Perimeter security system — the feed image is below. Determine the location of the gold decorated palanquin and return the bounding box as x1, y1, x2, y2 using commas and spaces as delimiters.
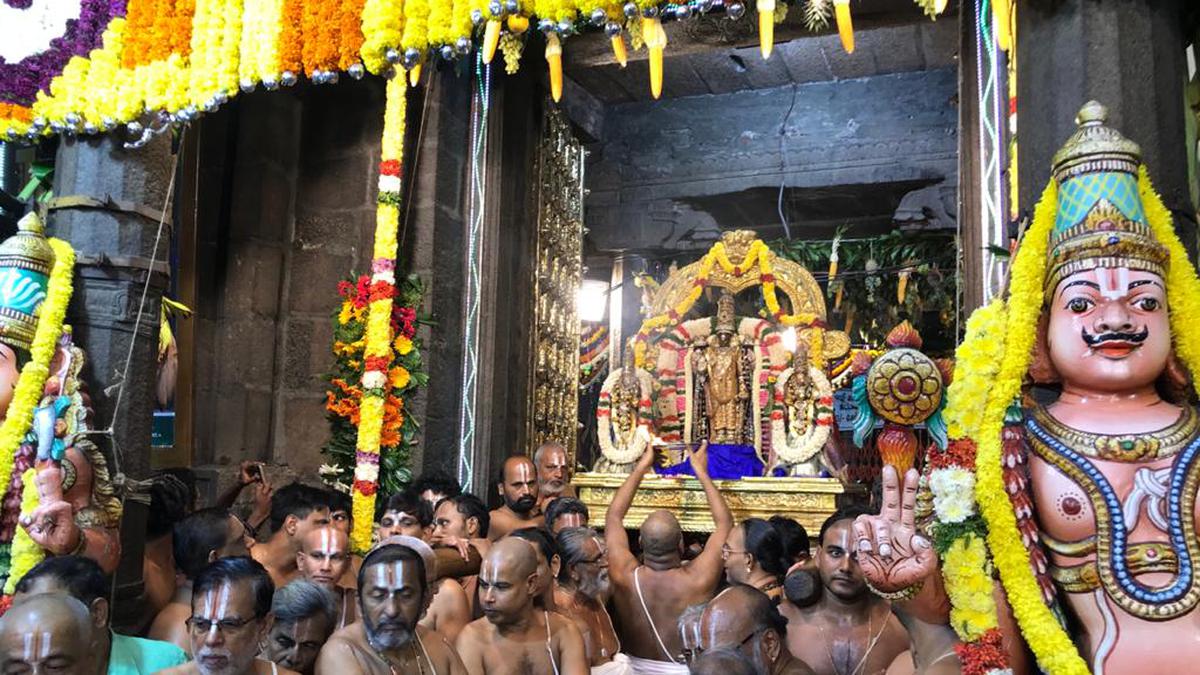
578, 230, 859, 531
575, 473, 860, 533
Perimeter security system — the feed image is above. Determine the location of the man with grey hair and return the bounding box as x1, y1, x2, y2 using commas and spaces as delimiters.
264, 581, 336, 675
534, 441, 574, 513
553, 528, 628, 674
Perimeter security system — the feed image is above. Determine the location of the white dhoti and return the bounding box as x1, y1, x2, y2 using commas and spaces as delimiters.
592, 654, 636, 675
626, 655, 689, 675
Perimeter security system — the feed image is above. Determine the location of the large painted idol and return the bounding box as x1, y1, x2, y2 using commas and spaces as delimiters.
0, 213, 120, 595
852, 102, 1200, 674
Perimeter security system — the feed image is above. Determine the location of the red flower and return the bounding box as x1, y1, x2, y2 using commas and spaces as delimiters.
929, 438, 978, 470
379, 159, 402, 177
369, 280, 395, 303
354, 276, 371, 307
364, 355, 392, 372
353, 480, 378, 496
955, 629, 1007, 675
733, 266, 742, 276
337, 280, 354, 297
761, 273, 775, 283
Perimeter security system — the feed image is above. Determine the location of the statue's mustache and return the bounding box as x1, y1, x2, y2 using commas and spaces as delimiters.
1081, 326, 1149, 346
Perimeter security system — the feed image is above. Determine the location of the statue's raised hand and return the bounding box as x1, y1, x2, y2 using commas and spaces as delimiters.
20, 498, 81, 555
851, 465, 936, 594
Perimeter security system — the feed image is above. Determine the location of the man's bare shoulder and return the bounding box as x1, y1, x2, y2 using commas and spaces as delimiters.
417, 624, 463, 660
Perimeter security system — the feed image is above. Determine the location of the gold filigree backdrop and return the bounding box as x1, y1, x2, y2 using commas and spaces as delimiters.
527, 108, 586, 461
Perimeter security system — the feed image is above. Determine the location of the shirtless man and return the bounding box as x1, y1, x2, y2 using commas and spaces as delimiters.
780, 509, 912, 675
534, 442, 575, 513
315, 539, 466, 675
553, 527, 630, 673
296, 526, 357, 630
699, 585, 814, 675
456, 538, 587, 675
488, 457, 544, 540
0, 594, 98, 675
606, 441, 732, 674
252, 483, 332, 588
544, 497, 589, 535
160, 556, 299, 675
151, 508, 255, 653
432, 494, 492, 615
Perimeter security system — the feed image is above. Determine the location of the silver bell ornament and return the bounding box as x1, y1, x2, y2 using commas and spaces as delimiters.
263, 77, 280, 90
386, 48, 401, 64
126, 121, 144, 136
505, 0, 521, 13
83, 122, 98, 135
471, 8, 485, 24
456, 37, 473, 55
440, 44, 455, 60
558, 19, 574, 34
641, 4, 659, 18
281, 70, 298, 86
488, 0, 504, 16
348, 63, 365, 79
402, 48, 421, 68
240, 78, 256, 93
538, 18, 555, 33
64, 112, 81, 127
604, 21, 622, 37
590, 8, 607, 25
623, 1, 638, 17
726, 1, 744, 18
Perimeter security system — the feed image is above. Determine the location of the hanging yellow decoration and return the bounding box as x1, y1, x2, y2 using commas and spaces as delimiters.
992, 0, 1011, 51
643, 17, 666, 99
546, 33, 564, 102
611, 33, 628, 67
757, 0, 775, 59
482, 20, 503, 64
834, 0, 853, 53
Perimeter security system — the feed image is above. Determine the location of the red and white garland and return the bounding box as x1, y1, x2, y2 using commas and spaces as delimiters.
769, 364, 833, 465
596, 367, 655, 465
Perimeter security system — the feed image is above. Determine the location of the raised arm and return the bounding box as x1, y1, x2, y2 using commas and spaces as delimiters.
687, 441, 733, 581
605, 445, 655, 574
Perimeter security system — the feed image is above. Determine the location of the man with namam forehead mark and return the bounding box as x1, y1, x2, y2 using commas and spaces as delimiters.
316, 537, 466, 675
455, 538, 588, 675
296, 527, 357, 629
489, 457, 544, 541
0, 594, 96, 675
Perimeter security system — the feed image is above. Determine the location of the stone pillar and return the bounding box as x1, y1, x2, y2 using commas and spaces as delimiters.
1017, 0, 1194, 232
48, 131, 171, 631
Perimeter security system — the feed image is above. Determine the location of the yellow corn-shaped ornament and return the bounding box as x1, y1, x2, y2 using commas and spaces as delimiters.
834, 284, 843, 310
897, 270, 910, 304
546, 33, 563, 101
827, 235, 840, 282
844, 307, 855, 337
483, 20, 503, 64
644, 17, 666, 99
409, 63, 422, 86
757, 0, 775, 59
933, 0, 948, 15
611, 33, 628, 67
834, 0, 853, 54
993, 0, 1011, 51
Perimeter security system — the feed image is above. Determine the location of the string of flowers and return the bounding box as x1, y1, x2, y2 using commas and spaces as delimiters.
359, 0, 404, 74
3, 470, 43, 595
342, 75, 409, 553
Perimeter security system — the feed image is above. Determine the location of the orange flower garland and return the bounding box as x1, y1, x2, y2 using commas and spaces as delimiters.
278, 0, 305, 75
339, 0, 368, 70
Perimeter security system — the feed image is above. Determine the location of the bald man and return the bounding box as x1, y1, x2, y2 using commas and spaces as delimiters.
296, 526, 357, 630
700, 585, 814, 675
0, 594, 97, 675
488, 456, 544, 541
605, 442, 731, 674
455, 538, 587, 675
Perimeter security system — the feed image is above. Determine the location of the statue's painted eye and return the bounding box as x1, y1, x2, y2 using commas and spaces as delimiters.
1067, 298, 1092, 313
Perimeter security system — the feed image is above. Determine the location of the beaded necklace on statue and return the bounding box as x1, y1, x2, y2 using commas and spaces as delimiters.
1026, 412, 1200, 619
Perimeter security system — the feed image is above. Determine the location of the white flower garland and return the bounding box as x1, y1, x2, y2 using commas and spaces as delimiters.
928, 465, 976, 524
597, 367, 655, 464
770, 365, 833, 464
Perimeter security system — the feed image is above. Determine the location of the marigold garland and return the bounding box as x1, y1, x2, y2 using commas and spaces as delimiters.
359, 0, 405, 74
346, 76, 408, 553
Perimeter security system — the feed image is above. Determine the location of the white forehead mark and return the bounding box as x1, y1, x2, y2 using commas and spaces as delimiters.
481, 559, 499, 585
516, 462, 533, 483
38, 633, 49, 660
372, 561, 391, 588
319, 529, 333, 555
831, 525, 852, 552
1097, 268, 1131, 301
392, 561, 408, 586
21, 633, 33, 662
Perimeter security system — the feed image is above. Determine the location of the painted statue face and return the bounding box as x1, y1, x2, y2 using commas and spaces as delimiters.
817, 520, 866, 602
188, 580, 270, 675
1048, 267, 1171, 394
0, 343, 19, 422
297, 527, 351, 589
265, 615, 332, 675
359, 559, 425, 651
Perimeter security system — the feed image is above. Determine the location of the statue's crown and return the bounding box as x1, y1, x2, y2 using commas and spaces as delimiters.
1045, 101, 1168, 292
0, 212, 55, 352
716, 291, 736, 332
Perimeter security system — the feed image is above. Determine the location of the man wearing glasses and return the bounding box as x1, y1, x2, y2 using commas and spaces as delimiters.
697, 585, 813, 675
552, 527, 629, 673
161, 557, 296, 675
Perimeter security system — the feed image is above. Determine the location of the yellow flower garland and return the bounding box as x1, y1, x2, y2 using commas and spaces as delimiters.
941, 533, 998, 641
4, 469, 45, 595
971, 178, 1089, 675
361, 0, 405, 74
350, 76, 406, 553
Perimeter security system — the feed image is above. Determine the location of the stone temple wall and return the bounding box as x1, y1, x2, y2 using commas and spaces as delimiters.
189, 79, 388, 496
